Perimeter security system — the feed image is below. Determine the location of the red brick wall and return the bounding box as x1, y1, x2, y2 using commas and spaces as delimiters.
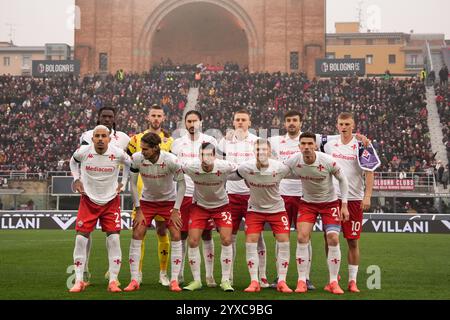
75, 0, 325, 77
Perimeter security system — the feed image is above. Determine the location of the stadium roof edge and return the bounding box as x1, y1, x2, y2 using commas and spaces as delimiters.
0, 46, 45, 52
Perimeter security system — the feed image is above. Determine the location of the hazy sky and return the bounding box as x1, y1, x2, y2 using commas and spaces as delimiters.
0, 0, 449, 46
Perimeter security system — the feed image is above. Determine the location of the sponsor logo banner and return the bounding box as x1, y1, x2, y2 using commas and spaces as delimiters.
1, 212, 450, 233
32, 60, 80, 77
315, 59, 366, 77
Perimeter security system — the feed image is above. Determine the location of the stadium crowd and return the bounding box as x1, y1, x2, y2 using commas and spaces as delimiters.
0, 71, 190, 172
198, 71, 434, 172
0, 69, 440, 175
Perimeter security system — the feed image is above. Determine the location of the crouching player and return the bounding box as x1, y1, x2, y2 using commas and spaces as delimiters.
237, 139, 293, 293
285, 132, 349, 295
181, 143, 237, 292
125, 132, 186, 292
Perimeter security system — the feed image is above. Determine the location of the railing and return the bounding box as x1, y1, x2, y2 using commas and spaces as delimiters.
405, 64, 424, 70
0, 171, 72, 180
0, 170, 438, 193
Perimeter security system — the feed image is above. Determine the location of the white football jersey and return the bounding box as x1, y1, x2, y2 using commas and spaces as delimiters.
218, 132, 258, 195
237, 159, 291, 214
324, 137, 365, 200
130, 151, 184, 202
285, 151, 347, 203
171, 133, 218, 196
80, 129, 130, 152
182, 159, 237, 209
72, 144, 131, 205
270, 133, 323, 196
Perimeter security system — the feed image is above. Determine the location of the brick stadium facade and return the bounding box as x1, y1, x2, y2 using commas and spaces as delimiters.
75, 0, 325, 76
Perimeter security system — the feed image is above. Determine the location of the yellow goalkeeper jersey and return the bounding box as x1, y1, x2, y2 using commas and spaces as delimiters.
128, 130, 173, 154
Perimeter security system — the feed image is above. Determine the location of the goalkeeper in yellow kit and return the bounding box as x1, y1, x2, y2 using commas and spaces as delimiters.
127, 104, 174, 286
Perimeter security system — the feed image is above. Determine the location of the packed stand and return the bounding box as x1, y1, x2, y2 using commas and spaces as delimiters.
198, 72, 433, 172
0, 71, 190, 172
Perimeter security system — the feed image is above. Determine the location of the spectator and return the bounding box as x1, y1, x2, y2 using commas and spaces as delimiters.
439, 65, 449, 88
436, 160, 444, 183
428, 70, 436, 86
442, 165, 449, 189
420, 68, 427, 84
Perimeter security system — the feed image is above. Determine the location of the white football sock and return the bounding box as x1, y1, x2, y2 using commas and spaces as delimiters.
221, 244, 233, 282
327, 244, 341, 283
296, 242, 309, 281
128, 238, 142, 282
180, 239, 187, 280
202, 239, 214, 279
188, 246, 202, 282
170, 240, 183, 282
246, 242, 259, 282
230, 234, 237, 282
257, 234, 267, 279
277, 241, 290, 282
73, 235, 88, 282
349, 264, 359, 283
84, 236, 92, 273
106, 234, 122, 282
306, 240, 312, 280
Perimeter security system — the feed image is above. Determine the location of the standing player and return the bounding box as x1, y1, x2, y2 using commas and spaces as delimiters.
171, 110, 217, 287
127, 104, 174, 286
217, 110, 269, 287
80, 106, 130, 150
69, 125, 131, 293
181, 143, 237, 292
237, 139, 293, 293
323, 112, 378, 292
124, 132, 186, 292
269, 110, 317, 290
79, 106, 130, 285
285, 132, 349, 295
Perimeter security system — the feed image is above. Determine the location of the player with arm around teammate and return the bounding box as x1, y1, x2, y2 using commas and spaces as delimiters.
124, 132, 186, 292
323, 112, 379, 293
237, 139, 293, 294
285, 132, 349, 295
181, 142, 237, 292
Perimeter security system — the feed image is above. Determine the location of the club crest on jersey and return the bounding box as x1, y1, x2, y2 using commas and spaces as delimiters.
88, 154, 93, 159
317, 164, 325, 171
77, 220, 84, 227
362, 149, 370, 159
159, 162, 166, 169
109, 154, 116, 161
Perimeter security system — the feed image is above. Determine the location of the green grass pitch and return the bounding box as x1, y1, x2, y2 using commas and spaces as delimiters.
0, 230, 449, 300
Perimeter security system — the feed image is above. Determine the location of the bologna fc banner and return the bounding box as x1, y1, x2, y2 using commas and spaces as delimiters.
1, 212, 450, 234
315, 58, 366, 77
32, 60, 80, 77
